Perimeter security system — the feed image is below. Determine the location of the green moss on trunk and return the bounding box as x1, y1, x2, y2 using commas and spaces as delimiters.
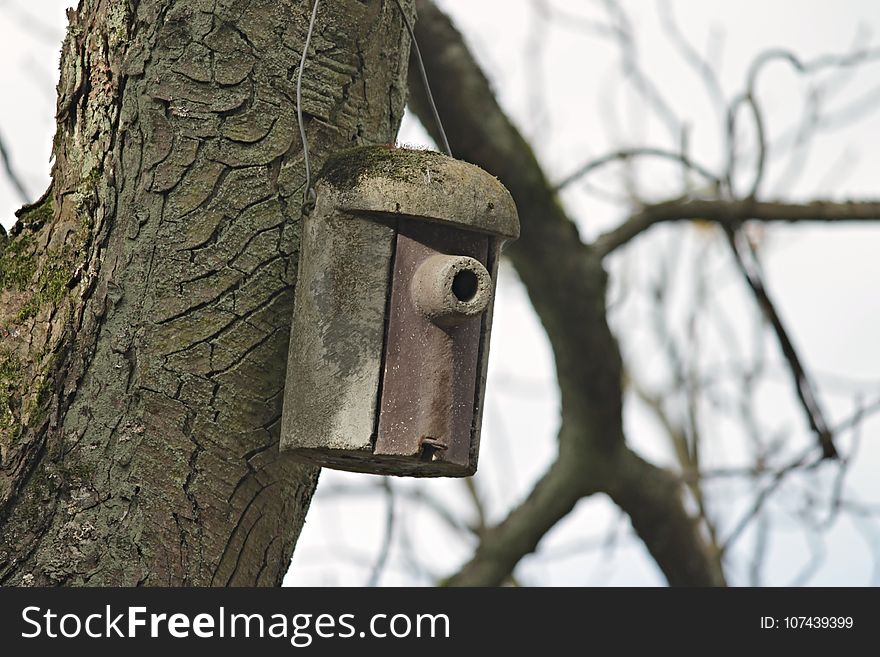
0, 234, 36, 292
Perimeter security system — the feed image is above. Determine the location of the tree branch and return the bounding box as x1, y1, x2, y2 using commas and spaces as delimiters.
0, 128, 30, 203
366, 478, 395, 587
446, 458, 587, 586
410, 0, 724, 587
595, 198, 880, 257
554, 147, 721, 192
657, 0, 726, 116
724, 227, 837, 458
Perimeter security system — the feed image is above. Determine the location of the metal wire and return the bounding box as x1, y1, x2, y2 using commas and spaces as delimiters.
393, 0, 452, 157
296, 0, 320, 212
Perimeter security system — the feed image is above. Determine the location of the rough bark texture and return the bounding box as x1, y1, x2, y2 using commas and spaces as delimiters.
0, 0, 411, 586
409, 0, 725, 586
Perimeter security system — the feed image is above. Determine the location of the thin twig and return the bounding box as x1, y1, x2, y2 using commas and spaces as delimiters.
787, 529, 826, 586
593, 198, 880, 257
724, 91, 767, 198
601, 0, 682, 140
536, 0, 617, 38
745, 47, 880, 92
726, 45, 880, 197
554, 147, 721, 192
657, 0, 726, 115
724, 227, 837, 459
720, 447, 820, 553
831, 395, 880, 434
817, 397, 864, 530
745, 93, 766, 198
366, 478, 395, 587
0, 129, 30, 203
462, 477, 488, 536
748, 512, 769, 586
319, 481, 468, 534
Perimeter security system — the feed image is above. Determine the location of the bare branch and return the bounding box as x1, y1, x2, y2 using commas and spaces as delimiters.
726, 45, 880, 196
366, 478, 395, 587
555, 147, 721, 192
745, 47, 880, 92
631, 247, 724, 560
724, 227, 837, 459
0, 128, 30, 203
462, 477, 488, 536
745, 94, 766, 198
748, 512, 770, 586
534, 0, 617, 39
787, 529, 826, 586
724, 89, 767, 197
817, 398, 864, 529
595, 198, 880, 257
765, 28, 875, 193
721, 448, 820, 552
832, 395, 880, 434
446, 459, 586, 587
657, 0, 726, 115
524, 0, 551, 138
600, 0, 682, 140
319, 482, 468, 535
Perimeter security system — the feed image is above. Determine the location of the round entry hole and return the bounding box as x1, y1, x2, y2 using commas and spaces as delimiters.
452, 269, 479, 302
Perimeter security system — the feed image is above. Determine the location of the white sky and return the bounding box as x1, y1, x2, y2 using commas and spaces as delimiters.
1, 0, 878, 586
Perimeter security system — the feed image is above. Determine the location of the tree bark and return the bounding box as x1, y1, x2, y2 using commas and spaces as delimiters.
0, 0, 411, 586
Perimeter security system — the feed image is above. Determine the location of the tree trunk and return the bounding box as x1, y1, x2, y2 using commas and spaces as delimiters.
0, 0, 410, 586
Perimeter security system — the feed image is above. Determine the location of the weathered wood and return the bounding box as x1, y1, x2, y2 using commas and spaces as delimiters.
279, 146, 518, 476
375, 222, 488, 471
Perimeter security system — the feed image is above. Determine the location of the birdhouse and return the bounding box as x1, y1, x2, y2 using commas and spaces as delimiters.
280, 146, 519, 476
